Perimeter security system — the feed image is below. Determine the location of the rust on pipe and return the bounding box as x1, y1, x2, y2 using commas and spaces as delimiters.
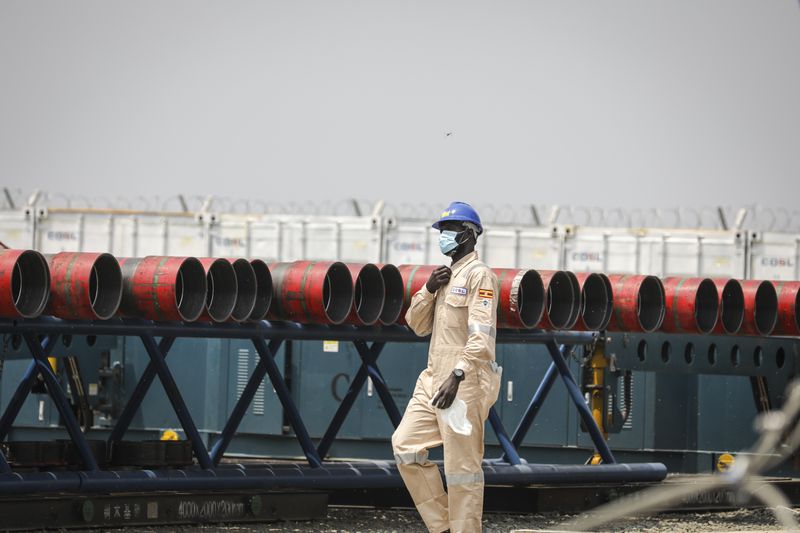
120, 256, 207, 322
198, 258, 238, 323
269, 261, 354, 324
739, 280, 778, 336
606, 274, 665, 333
377, 263, 404, 325
248, 259, 273, 321
228, 258, 257, 322
537, 270, 578, 330
661, 277, 719, 334
47, 252, 122, 320
0, 249, 50, 318
711, 279, 744, 335
343, 263, 385, 325
573, 272, 613, 331
774, 281, 800, 336
396, 264, 437, 326
493, 268, 545, 329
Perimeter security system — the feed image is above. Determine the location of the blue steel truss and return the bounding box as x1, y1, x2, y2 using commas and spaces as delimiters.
0, 318, 665, 493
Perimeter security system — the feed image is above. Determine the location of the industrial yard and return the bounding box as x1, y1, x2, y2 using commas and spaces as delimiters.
2, 1, 800, 532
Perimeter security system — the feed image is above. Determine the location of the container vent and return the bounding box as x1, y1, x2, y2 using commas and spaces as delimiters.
237, 348, 265, 416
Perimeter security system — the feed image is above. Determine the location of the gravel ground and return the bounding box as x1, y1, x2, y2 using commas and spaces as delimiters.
82, 506, 795, 533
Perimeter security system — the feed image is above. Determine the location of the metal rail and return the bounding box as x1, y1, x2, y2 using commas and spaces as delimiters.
0, 318, 665, 493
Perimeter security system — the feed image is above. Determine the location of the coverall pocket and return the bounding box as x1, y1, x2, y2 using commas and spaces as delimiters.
443, 293, 468, 328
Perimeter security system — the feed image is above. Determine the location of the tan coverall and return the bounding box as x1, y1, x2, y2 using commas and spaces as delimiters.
392, 251, 502, 533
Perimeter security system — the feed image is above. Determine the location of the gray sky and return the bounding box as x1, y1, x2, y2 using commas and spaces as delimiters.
1, 1, 799, 209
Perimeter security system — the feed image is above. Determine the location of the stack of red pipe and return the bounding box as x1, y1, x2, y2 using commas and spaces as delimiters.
0, 247, 797, 338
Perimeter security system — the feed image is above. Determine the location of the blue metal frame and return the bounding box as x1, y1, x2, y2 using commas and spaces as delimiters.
0, 317, 639, 493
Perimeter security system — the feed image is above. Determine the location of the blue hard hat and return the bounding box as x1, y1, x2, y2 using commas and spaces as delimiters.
432, 201, 483, 235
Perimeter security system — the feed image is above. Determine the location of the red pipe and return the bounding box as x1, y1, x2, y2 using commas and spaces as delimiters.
269, 261, 354, 324
377, 264, 404, 325
774, 281, 800, 336
711, 279, 744, 335
198, 258, 238, 323
493, 268, 545, 329
343, 263, 385, 325
0, 249, 50, 318
573, 272, 613, 331
47, 252, 122, 320
606, 274, 665, 333
228, 258, 257, 322
537, 270, 579, 330
661, 277, 719, 334
396, 264, 437, 326
739, 280, 778, 336
119, 256, 207, 322
248, 259, 273, 321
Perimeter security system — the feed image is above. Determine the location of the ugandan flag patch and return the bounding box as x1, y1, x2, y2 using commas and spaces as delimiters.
478, 289, 494, 300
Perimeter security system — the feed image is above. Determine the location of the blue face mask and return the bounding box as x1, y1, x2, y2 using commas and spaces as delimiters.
439, 230, 462, 256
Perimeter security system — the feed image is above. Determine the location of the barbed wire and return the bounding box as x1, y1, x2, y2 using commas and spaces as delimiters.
2, 189, 800, 232
563, 378, 800, 532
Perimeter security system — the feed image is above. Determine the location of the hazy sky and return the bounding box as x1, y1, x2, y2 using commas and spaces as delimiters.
1, 1, 799, 209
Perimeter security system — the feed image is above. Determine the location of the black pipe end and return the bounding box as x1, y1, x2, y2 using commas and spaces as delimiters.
90, 253, 123, 320
517, 270, 545, 328
720, 280, 744, 334
13, 250, 50, 318
206, 259, 237, 322
754, 281, 778, 335
352, 264, 385, 325
175, 257, 207, 322
581, 273, 611, 331
545, 271, 575, 329
694, 278, 719, 334
230, 259, 257, 322
379, 264, 404, 325
323, 262, 354, 324
638, 276, 665, 333
249, 259, 273, 321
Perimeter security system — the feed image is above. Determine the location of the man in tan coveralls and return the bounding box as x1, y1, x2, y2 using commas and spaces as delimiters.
392, 201, 502, 533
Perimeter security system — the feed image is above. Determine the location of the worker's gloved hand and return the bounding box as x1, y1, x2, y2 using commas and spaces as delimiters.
425, 265, 452, 293
432, 374, 460, 409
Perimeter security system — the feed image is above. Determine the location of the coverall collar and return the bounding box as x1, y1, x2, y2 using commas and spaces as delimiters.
451, 250, 478, 278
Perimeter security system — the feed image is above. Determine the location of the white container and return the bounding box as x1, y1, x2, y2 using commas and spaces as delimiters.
748, 231, 800, 281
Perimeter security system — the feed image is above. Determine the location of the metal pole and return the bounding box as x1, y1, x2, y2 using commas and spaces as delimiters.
316, 342, 384, 460
22, 333, 99, 471
488, 407, 522, 465
251, 336, 322, 468
138, 334, 212, 469
108, 336, 176, 444
545, 341, 616, 464
210, 339, 284, 464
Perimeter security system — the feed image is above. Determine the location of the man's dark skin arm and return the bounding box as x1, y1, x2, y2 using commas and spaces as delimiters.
430, 220, 476, 410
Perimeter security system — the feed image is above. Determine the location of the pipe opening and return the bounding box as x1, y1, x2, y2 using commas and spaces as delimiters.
12, 251, 50, 318
230, 259, 257, 322
323, 262, 353, 324
205, 259, 237, 322
545, 271, 575, 329
720, 280, 744, 334
249, 260, 273, 321
353, 265, 384, 325
637, 276, 665, 332
694, 279, 719, 334
176, 258, 206, 322
90, 254, 123, 320
754, 282, 778, 335
517, 270, 545, 328
581, 273, 610, 330
379, 265, 404, 325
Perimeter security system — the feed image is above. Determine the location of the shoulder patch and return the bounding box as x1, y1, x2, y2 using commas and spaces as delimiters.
478, 289, 494, 300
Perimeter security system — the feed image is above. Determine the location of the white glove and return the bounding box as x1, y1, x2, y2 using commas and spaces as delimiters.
430, 397, 472, 436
